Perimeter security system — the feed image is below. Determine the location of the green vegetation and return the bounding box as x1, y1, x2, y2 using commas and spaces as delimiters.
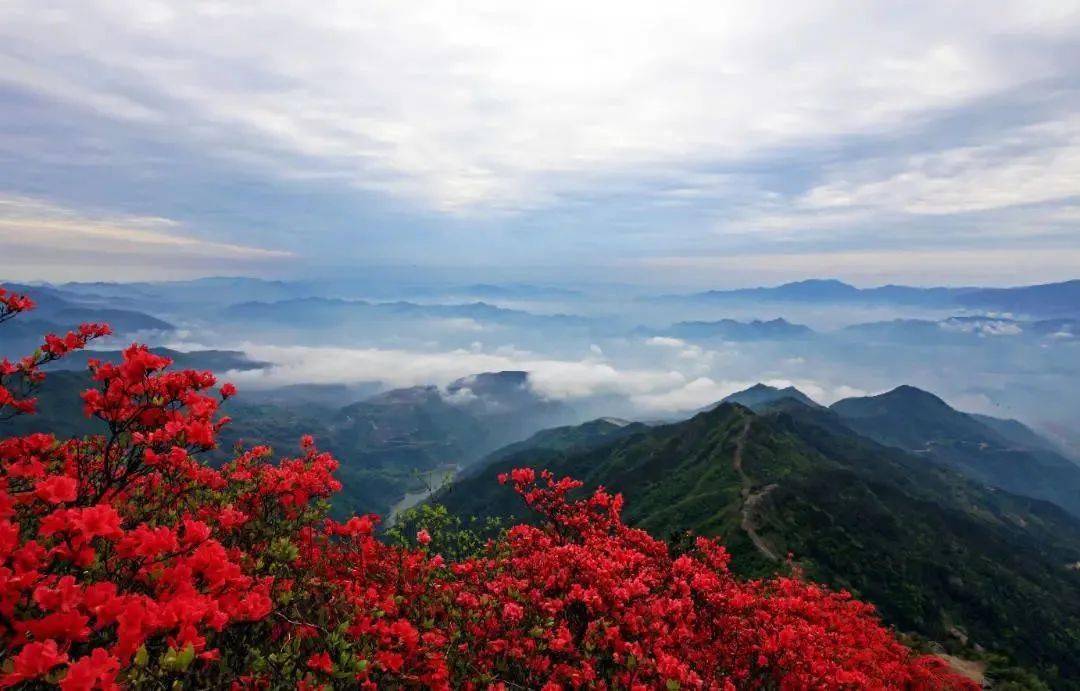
438, 403, 1080, 688
831, 385, 1080, 518
5, 366, 570, 519
384, 503, 503, 561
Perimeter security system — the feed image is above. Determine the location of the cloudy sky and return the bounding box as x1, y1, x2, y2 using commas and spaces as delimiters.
1, 1, 1078, 285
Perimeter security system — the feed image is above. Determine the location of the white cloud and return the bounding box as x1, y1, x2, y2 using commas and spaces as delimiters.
626, 375, 862, 413
753, 378, 874, 406
831, 385, 870, 401
219, 340, 871, 415
2, 1, 1076, 213
442, 386, 479, 407
716, 114, 1080, 250
801, 117, 1080, 216
0, 194, 291, 261
645, 336, 717, 370
646, 336, 687, 348
940, 318, 1024, 337
629, 377, 735, 413
224, 342, 686, 403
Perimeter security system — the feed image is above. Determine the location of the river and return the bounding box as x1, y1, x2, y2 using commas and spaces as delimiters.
385, 465, 459, 527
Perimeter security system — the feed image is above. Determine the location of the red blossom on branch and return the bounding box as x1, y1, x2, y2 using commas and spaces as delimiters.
0, 287, 35, 323
0, 290, 110, 421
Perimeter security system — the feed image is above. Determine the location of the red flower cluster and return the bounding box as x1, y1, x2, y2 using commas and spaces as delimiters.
0, 286, 977, 689
0, 289, 35, 323
0, 288, 110, 420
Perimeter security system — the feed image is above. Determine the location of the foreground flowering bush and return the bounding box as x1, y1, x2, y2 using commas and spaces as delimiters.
0, 286, 975, 689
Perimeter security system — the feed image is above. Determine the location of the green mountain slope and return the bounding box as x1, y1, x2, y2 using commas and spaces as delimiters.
476, 417, 645, 468
438, 403, 1080, 687
831, 386, 1080, 517
968, 413, 1068, 456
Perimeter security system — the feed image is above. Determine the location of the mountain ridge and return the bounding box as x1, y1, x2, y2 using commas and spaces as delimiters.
650, 317, 815, 341
830, 385, 1080, 517
668, 278, 1079, 317
436, 402, 1080, 686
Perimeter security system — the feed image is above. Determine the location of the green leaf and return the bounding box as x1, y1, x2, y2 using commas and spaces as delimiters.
177, 642, 196, 671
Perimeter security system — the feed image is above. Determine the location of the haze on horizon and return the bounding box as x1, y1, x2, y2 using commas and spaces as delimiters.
1, 1, 1078, 286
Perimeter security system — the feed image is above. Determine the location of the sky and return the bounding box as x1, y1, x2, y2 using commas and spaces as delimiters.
1, 1, 1079, 286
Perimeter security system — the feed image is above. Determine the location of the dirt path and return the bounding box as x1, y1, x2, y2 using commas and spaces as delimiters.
937, 655, 986, 685
732, 418, 781, 562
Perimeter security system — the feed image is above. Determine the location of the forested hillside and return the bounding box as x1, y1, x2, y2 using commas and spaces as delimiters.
439, 402, 1080, 687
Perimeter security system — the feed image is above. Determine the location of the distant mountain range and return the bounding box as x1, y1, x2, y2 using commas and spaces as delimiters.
633, 313, 1077, 349
59, 277, 586, 305
223, 297, 594, 330
840, 315, 1077, 343
438, 391, 1080, 686
955, 280, 1080, 316
644, 317, 815, 341
419, 283, 584, 300
59, 276, 304, 307
670, 278, 1080, 317
672, 278, 966, 305
0, 282, 174, 357
38, 274, 1080, 319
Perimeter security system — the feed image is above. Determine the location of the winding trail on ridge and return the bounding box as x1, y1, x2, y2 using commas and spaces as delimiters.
732, 418, 781, 562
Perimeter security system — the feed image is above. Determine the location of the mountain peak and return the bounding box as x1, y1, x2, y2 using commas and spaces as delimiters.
720, 383, 822, 412
766, 279, 860, 301
880, 384, 952, 407
779, 278, 855, 290
829, 385, 957, 422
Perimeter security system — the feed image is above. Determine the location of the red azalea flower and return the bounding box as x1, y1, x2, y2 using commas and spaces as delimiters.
306, 652, 333, 674
35, 475, 78, 504
4, 640, 69, 684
